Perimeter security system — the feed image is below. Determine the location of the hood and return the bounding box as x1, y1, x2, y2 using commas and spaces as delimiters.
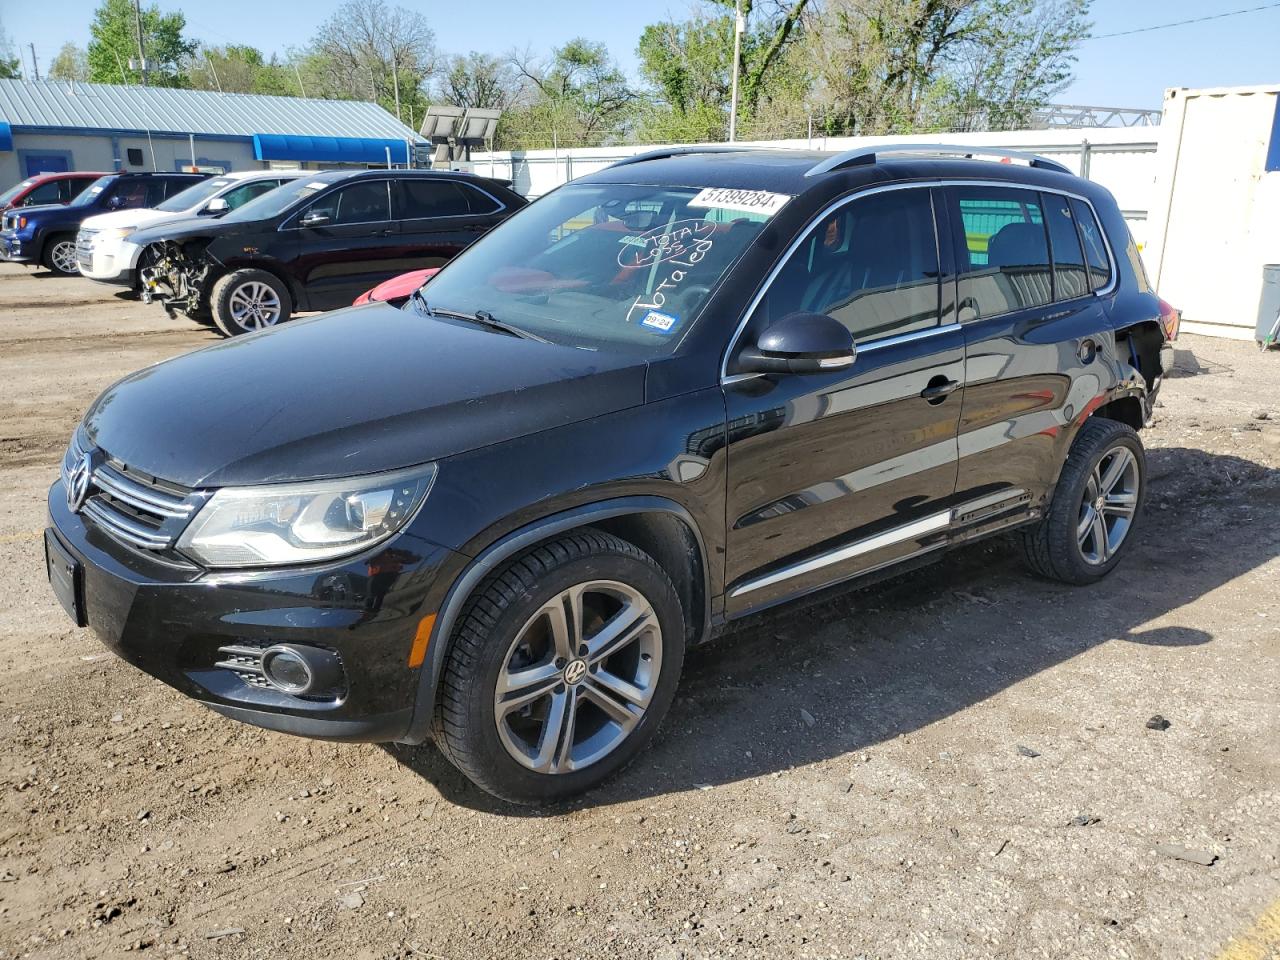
81, 208, 173, 232
83, 302, 647, 488
6, 202, 79, 225
130, 215, 247, 247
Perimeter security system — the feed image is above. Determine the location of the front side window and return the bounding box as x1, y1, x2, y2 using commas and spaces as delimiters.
224, 177, 333, 222
752, 188, 940, 343
305, 181, 391, 225
24, 180, 62, 205
1044, 193, 1089, 300
955, 186, 1052, 318
416, 182, 775, 355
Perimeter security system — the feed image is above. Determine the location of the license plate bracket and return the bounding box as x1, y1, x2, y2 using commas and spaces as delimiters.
45, 530, 86, 627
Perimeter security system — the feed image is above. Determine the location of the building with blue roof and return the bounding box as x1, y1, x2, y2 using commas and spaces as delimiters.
0, 78, 426, 185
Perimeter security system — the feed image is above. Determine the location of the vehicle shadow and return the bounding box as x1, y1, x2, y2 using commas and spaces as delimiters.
384, 447, 1279, 814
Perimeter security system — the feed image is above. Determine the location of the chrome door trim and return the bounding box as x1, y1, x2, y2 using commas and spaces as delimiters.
718, 178, 1118, 382
729, 510, 952, 598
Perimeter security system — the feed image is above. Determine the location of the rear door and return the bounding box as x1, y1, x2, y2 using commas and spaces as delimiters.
391, 178, 508, 269
722, 186, 965, 614
948, 183, 1116, 521
289, 179, 399, 310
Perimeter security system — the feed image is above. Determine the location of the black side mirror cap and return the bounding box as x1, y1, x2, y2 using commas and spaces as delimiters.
738, 312, 856, 375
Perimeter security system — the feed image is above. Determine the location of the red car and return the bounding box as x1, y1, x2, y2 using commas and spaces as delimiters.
353, 267, 440, 307
0, 171, 109, 213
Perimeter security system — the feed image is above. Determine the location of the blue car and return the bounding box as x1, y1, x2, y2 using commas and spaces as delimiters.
0, 171, 205, 276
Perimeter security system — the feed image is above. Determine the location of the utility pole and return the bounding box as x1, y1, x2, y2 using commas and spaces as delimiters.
27, 43, 40, 80
132, 0, 148, 85
728, 0, 744, 142
294, 63, 307, 98
391, 50, 402, 122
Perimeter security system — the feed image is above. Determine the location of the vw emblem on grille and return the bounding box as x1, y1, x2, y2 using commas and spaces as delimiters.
66, 452, 93, 513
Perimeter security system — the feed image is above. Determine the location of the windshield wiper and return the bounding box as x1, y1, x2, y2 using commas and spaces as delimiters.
418, 298, 550, 343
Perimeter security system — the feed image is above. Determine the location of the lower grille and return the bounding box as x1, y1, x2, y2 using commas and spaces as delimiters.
215, 641, 275, 689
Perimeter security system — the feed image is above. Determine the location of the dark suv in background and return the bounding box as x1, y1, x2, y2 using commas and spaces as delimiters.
135, 169, 525, 337
46, 145, 1177, 804
0, 171, 207, 275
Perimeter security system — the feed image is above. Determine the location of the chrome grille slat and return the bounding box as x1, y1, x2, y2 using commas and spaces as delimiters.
82, 499, 173, 550
93, 463, 192, 518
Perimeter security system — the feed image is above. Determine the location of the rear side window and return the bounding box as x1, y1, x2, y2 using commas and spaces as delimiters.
396, 180, 497, 219
757, 188, 940, 343
1070, 198, 1112, 290
1043, 194, 1089, 300
955, 186, 1052, 318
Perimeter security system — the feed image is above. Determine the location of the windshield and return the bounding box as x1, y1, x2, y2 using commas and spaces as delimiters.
222, 176, 333, 222
416, 183, 783, 355
0, 179, 36, 206
156, 177, 233, 212
69, 175, 115, 208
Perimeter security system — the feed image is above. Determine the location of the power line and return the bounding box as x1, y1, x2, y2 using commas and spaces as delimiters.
1087, 1, 1280, 40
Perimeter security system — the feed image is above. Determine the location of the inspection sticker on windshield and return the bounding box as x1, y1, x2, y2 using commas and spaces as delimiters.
640, 310, 679, 334
688, 187, 790, 217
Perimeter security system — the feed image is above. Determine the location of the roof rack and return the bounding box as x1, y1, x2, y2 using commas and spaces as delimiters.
804, 143, 1072, 177
606, 145, 762, 169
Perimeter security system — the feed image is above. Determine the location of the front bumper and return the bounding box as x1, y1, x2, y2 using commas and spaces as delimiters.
47, 479, 463, 742
0, 231, 33, 263
77, 238, 139, 285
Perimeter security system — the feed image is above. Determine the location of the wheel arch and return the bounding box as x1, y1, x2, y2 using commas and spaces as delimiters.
213, 260, 301, 312
399, 495, 711, 745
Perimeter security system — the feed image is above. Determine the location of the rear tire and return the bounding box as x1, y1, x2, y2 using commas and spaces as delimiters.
435, 529, 685, 805
42, 234, 79, 276
1021, 417, 1146, 584
210, 268, 292, 337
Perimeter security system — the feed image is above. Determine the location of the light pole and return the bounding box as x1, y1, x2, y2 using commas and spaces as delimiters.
728, 0, 744, 142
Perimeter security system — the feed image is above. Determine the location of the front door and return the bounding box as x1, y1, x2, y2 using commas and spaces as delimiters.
290, 179, 400, 310
722, 186, 965, 615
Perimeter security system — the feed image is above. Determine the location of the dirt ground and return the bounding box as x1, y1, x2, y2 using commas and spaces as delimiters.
1, 261, 1278, 960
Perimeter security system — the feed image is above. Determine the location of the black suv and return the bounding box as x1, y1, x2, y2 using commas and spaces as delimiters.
45, 145, 1177, 804
134, 169, 525, 337
0, 171, 207, 276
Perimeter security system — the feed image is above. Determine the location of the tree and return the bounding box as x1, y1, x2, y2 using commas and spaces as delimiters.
304, 0, 436, 122
505, 39, 636, 148
49, 43, 90, 82
0, 16, 20, 78
435, 52, 519, 110
86, 0, 198, 87
189, 45, 295, 96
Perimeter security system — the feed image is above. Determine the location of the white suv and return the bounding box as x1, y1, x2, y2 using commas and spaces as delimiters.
77, 170, 302, 288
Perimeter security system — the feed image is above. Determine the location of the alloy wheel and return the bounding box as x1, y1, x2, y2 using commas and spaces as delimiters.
1077, 445, 1140, 565
51, 241, 79, 274
493, 580, 663, 775
227, 281, 282, 332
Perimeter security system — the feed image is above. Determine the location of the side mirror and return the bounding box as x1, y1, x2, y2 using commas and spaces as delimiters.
738, 312, 856, 375
202, 197, 230, 216
299, 211, 331, 228
107, 196, 127, 210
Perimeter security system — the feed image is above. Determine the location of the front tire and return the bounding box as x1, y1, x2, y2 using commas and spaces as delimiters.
210, 268, 292, 337
1021, 417, 1146, 584
42, 235, 79, 276
435, 529, 685, 805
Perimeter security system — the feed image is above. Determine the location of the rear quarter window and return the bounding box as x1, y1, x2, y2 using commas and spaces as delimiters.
1069, 197, 1113, 290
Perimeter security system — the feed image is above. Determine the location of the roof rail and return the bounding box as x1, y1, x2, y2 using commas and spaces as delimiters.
606, 145, 762, 169
804, 142, 1072, 177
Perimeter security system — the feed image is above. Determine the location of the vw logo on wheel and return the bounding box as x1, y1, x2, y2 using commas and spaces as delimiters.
66, 453, 93, 513
563, 659, 588, 686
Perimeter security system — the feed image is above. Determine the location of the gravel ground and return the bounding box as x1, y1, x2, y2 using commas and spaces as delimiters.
1, 262, 1278, 960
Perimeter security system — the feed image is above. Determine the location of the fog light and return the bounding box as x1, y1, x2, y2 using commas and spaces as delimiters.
261, 645, 313, 694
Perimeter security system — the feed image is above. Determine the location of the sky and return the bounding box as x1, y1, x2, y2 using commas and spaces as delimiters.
3, 0, 1279, 111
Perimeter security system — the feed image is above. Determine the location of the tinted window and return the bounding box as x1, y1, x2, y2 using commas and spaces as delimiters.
1044, 193, 1089, 300
1070, 198, 1112, 289
111, 180, 152, 209
758, 189, 940, 343
396, 180, 492, 219
25, 180, 62, 205
956, 187, 1051, 317
222, 180, 284, 210
307, 181, 390, 225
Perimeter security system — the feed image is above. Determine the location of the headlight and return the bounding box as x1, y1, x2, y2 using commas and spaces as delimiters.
96, 226, 135, 242
176, 464, 436, 568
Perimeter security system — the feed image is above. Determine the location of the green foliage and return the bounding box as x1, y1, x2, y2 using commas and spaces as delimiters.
49, 43, 90, 82
86, 0, 197, 87
189, 45, 297, 96
503, 39, 636, 148
0, 16, 22, 78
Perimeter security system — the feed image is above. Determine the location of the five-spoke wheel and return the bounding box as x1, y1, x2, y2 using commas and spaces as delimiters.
210, 268, 292, 337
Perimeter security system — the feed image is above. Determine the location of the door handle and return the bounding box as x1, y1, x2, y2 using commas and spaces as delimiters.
920, 376, 960, 403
